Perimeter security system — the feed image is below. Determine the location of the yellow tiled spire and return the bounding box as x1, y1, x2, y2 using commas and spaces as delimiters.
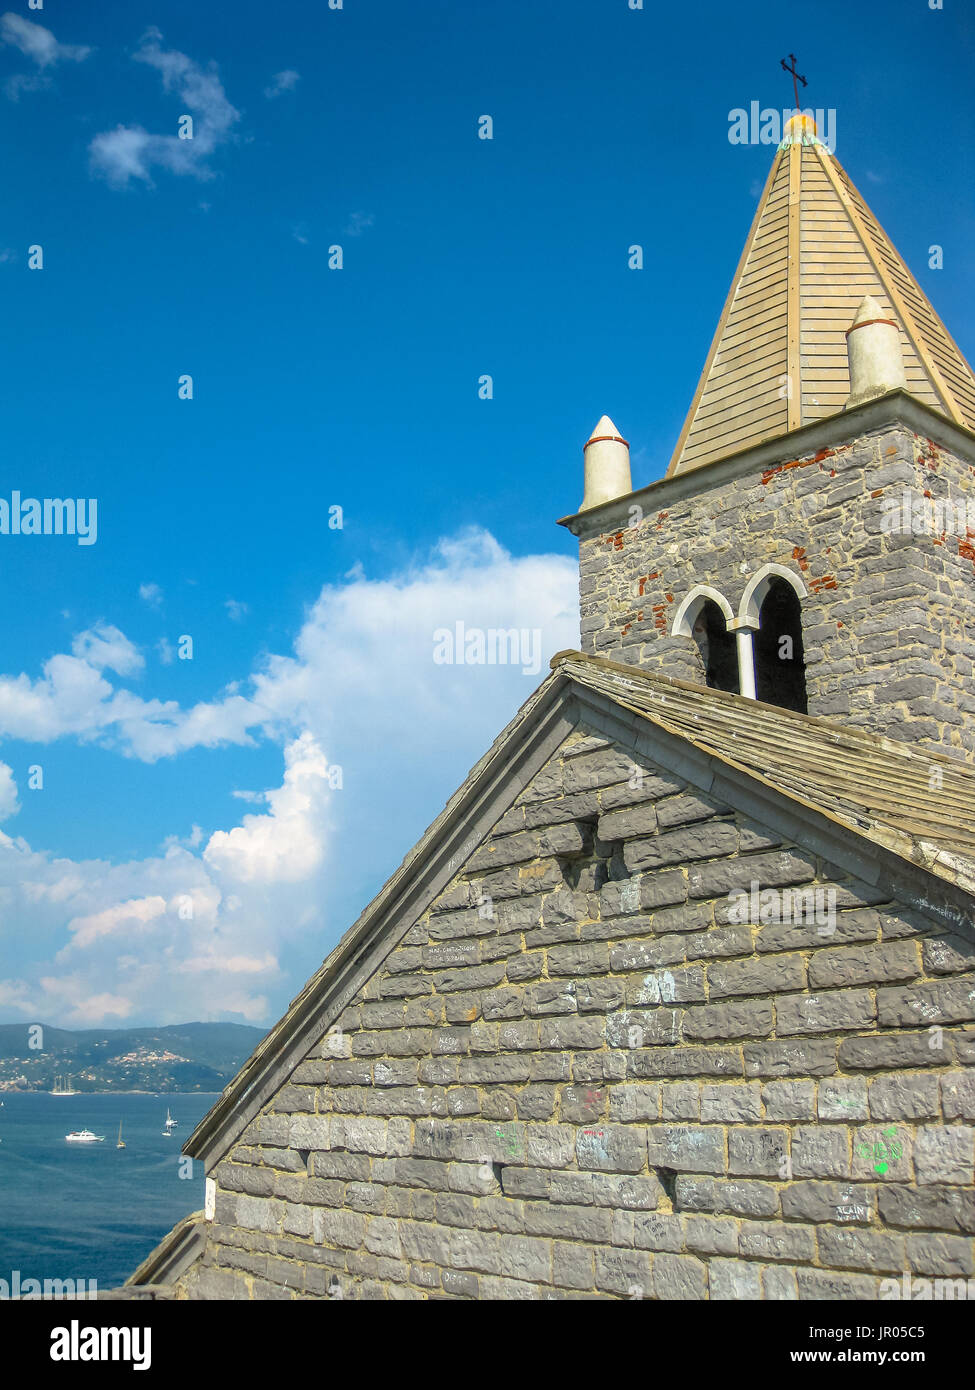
667, 117, 975, 477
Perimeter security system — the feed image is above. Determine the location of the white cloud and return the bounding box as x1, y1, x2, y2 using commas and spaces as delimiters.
344, 211, 374, 237
204, 732, 330, 885
0, 529, 579, 1027
0, 528, 577, 762
72, 622, 143, 677
0, 762, 19, 822
264, 69, 299, 99
139, 581, 163, 607
0, 13, 90, 68
225, 598, 248, 623
0, 737, 326, 1026
90, 29, 239, 187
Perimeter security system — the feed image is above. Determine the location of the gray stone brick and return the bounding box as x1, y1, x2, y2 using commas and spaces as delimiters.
610, 1083, 662, 1123
592, 1247, 653, 1298
868, 1073, 941, 1121
775, 988, 874, 1035
700, 1083, 762, 1123
782, 1180, 874, 1225
709, 954, 805, 999
762, 1080, 816, 1121
711, 1179, 779, 1218
942, 1070, 975, 1120
625, 824, 738, 873
878, 978, 975, 1027
449, 1227, 503, 1276
738, 1220, 816, 1263
913, 1125, 974, 1185
791, 1125, 850, 1179
499, 1234, 551, 1283
576, 1124, 648, 1173
659, 1082, 701, 1121
646, 1125, 725, 1174
684, 925, 752, 957
905, 1232, 975, 1277
523, 1202, 611, 1244
597, 804, 659, 840
808, 940, 919, 989
609, 937, 686, 972
630, 1212, 684, 1252
630, 1046, 743, 1078
878, 1184, 975, 1234
681, 1215, 740, 1257
744, 1040, 837, 1077
592, 1173, 666, 1210
652, 1252, 708, 1300
818, 1077, 869, 1122
689, 849, 816, 900
709, 1257, 761, 1300
850, 1124, 912, 1182
728, 1127, 788, 1179
682, 1000, 772, 1040
552, 1240, 596, 1291
838, 1030, 955, 1071
762, 1265, 798, 1300
922, 935, 975, 976
817, 1225, 905, 1274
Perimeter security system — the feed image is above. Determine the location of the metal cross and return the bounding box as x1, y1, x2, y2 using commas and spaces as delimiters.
780, 53, 807, 111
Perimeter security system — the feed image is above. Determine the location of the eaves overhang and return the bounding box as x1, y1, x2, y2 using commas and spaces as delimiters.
558, 392, 975, 541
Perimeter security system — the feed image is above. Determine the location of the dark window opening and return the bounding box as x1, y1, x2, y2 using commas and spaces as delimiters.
691, 600, 739, 694
754, 578, 807, 712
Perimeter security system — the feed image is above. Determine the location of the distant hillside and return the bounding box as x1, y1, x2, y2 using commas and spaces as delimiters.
0, 1021, 266, 1093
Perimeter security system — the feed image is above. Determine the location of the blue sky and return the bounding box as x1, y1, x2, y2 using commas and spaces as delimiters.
1, 0, 972, 1029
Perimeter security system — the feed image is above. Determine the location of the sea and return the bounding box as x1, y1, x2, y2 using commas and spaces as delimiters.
0, 1091, 219, 1294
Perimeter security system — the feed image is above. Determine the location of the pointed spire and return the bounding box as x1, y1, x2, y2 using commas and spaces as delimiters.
845, 296, 907, 409
579, 416, 631, 512
666, 134, 975, 477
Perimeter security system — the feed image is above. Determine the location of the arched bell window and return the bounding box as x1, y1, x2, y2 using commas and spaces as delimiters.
739, 566, 808, 713
672, 586, 739, 695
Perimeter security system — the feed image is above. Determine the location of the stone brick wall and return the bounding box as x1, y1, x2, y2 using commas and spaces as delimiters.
577, 424, 975, 760
172, 728, 975, 1300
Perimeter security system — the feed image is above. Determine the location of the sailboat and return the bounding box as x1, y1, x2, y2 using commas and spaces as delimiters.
117, 1121, 126, 1150
51, 1074, 79, 1096
162, 1107, 177, 1137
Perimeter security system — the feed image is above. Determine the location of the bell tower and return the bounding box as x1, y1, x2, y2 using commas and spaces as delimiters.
561, 116, 975, 761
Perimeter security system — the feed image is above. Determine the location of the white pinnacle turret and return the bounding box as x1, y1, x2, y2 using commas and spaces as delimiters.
579, 416, 632, 512
845, 295, 907, 409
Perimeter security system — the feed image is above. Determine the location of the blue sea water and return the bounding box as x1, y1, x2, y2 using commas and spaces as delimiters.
0, 1092, 220, 1293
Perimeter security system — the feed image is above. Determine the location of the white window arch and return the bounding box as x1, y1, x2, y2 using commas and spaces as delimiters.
738, 564, 808, 628
672, 585, 735, 638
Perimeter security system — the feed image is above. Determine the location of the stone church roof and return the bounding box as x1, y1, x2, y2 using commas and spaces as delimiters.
668, 115, 975, 477
183, 652, 975, 1170
557, 653, 975, 887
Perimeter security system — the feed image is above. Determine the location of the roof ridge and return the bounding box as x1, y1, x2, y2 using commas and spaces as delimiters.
552, 650, 975, 778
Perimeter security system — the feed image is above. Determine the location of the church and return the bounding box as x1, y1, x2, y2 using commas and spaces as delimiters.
113, 114, 975, 1300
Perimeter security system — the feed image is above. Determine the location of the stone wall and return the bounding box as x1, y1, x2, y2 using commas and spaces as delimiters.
577, 424, 975, 760
172, 726, 975, 1300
